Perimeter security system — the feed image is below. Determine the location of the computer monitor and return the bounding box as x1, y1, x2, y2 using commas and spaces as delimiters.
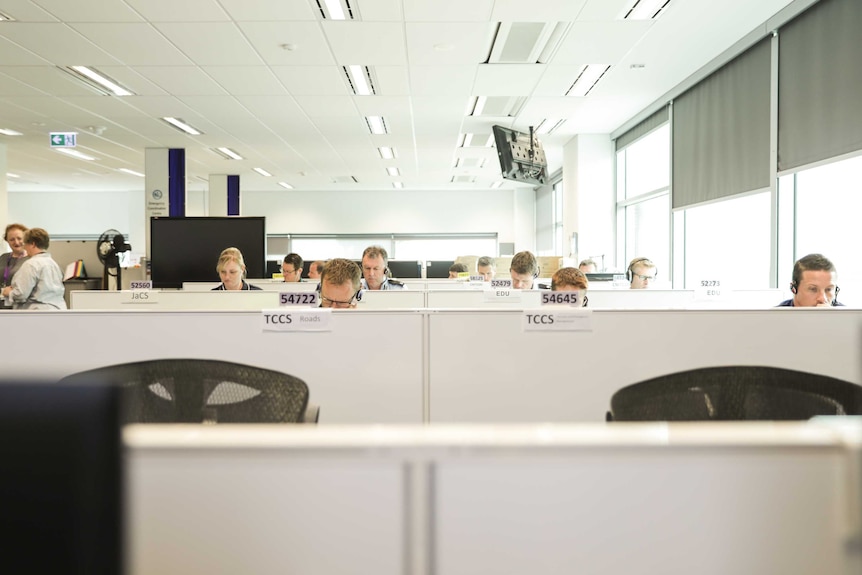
426, 260, 455, 279
492, 125, 548, 186
387, 260, 422, 279
586, 272, 621, 283
0, 381, 123, 574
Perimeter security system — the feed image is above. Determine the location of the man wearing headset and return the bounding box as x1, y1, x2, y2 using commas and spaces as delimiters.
360, 245, 406, 290
509, 250, 539, 289
778, 253, 843, 307
627, 257, 657, 289
319, 258, 362, 309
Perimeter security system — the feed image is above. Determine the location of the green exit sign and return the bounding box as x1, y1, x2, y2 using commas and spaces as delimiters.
49, 132, 77, 147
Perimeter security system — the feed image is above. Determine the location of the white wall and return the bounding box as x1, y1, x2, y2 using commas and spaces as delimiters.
8, 187, 535, 254
563, 134, 615, 269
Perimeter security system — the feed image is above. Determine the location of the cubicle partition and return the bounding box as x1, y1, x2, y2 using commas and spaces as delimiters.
126, 422, 860, 575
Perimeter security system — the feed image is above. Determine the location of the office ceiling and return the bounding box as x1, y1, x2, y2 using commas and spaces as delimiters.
0, 0, 795, 193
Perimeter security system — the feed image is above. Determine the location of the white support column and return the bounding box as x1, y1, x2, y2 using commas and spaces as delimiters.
144, 148, 170, 260
208, 175, 228, 217
0, 143, 8, 234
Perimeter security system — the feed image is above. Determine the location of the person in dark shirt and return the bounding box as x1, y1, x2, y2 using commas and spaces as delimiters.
212, 247, 261, 291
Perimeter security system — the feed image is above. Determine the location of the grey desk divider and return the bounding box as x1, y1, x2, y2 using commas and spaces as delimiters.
126, 422, 860, 575
182, 280, 319, 292
356, 290, 426, 309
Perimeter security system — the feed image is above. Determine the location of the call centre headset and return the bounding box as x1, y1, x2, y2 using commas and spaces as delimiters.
625, 257, 657, 283
789, 280, 840, 306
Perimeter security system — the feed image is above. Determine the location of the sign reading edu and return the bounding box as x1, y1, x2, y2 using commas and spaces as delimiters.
49, 132, 77, 147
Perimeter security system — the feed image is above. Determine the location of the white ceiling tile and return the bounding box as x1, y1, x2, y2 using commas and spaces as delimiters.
533, 65, 589, 97
403, 0, 493, 22
357, 0, 404, 22
0, 36, 54, 65
406, 23, 495, 66
131, 66, 225, 96
203, 66, 287, 96
239, 22, 335, 66
235, 96, 308, 123
353, 96, 412, 119
322, 22, 406, 65
409, 66, 475, 97
578, 0, 632, 20
29, 0, 143, 22
0, 1, 58, 21
219, 0, 316, 21
551, 21, 653, 65
411, 96, 470, 117
154, 23, 264, 66
0, 24, 122, 65
271, 66, 349, 96
125, 0, 230, 22
0, 67, 94, 97
491, 0, 589, 22
293, 95, 359, 118
374, 66, 410, 96
473, 64, 547, 96
70, 24, 194, 66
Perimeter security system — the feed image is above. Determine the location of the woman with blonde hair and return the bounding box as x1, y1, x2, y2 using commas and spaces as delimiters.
212, 247, 262, 291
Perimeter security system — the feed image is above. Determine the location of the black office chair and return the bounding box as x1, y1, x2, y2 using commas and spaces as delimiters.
606, 365, 862, 421
59, 359, 317, 424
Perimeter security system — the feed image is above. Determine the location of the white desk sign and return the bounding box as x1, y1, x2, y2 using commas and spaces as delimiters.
541, 291, 583, 307
279, 292, 319, 307
130, 280, 152, 290
522, 309, 592, 332
694, 279, 728, 301
484, 288, 522, 302
123, 290, 159, 304
261, 309, 331, 332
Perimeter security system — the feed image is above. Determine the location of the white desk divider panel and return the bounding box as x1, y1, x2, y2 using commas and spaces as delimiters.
4, 310, 424, 424
428, 309, 862, 423
586, 288, 784, 309
182, 280, 319, 292
357, 290, 426, 309
427, 289, 545, 308
71, 290, 283, 310
126, 423, 859, 575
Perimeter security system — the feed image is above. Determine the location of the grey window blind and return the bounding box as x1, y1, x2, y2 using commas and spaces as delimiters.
672, 38, 771, 209
778, 0, 862, 172
615, 106, 669, 151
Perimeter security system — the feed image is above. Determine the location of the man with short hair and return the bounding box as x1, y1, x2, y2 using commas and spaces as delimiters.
319, 258, 362, 309
778, 253, 843, 307
476, 256, 496, 281
307, 260, 324, 280
360, 245, 405, 290
509, 250, 538, 290
282, 253, 303, 283
578, 259, 597, 274
627, 257, 656, 289
551, 267, 589, 307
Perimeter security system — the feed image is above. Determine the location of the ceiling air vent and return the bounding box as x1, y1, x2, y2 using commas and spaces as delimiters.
486, 22, 571, 64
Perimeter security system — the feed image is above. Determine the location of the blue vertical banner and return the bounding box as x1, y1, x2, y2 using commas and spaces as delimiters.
227, 174, 240, 216
168, 148, 186, 217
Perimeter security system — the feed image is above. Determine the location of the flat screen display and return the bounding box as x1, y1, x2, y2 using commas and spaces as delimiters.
151, 217, 266, 289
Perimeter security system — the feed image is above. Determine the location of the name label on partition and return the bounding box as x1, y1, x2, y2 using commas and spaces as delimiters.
694, 279, 728, 300
279, 292, 319, 307
484, 288, 521, 302
490, 278, 512, 289
541, 291, 583, 307
261, 309, 331, 332
123, 289, 159, 304
130, 280, 152, 290
522, 310, 592, 332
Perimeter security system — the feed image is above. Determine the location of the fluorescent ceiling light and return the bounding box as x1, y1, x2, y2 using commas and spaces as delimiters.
392, 182, 403, 189
378, 146, 396, 159
55, 148, 97, 161
471, 96, 487, 116
253, 167, 272, 177
66, 66, 134, 96
490, 181, 503, 189
566, 65, 611, 97
7, 173, 20, 178
0, 10, 16, 21
0, 128, 23, 136
365, 116, 387, 135
345, 65, 375, 95
318, 0, 352, 20
118, 168, 144, 177
162, 117, 202, 136
623, 0, 672, 19
535, 119, 566, 135
214, 147, 243, 160
278, 181, 294, 189
386, 167, 400, 177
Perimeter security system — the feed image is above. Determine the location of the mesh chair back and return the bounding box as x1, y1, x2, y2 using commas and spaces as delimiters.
608, 365, 862, 421
60, 359, 309, 424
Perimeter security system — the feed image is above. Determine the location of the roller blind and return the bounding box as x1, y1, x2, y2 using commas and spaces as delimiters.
615, 106, 669, 151
672, 38, 771, 209
778, 0, 862, 171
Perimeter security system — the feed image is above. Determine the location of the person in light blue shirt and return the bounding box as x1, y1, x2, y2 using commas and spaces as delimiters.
1, 227, 66, 310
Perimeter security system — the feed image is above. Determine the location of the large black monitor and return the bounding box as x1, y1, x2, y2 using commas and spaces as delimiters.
151, 217, 266, 288
387, 260, 422, 279
0, 381, 123, 574
492, 125, 548, 186
425, 260, 455, 279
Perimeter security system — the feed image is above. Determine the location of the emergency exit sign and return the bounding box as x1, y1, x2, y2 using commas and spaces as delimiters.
50, 132, 77, 147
